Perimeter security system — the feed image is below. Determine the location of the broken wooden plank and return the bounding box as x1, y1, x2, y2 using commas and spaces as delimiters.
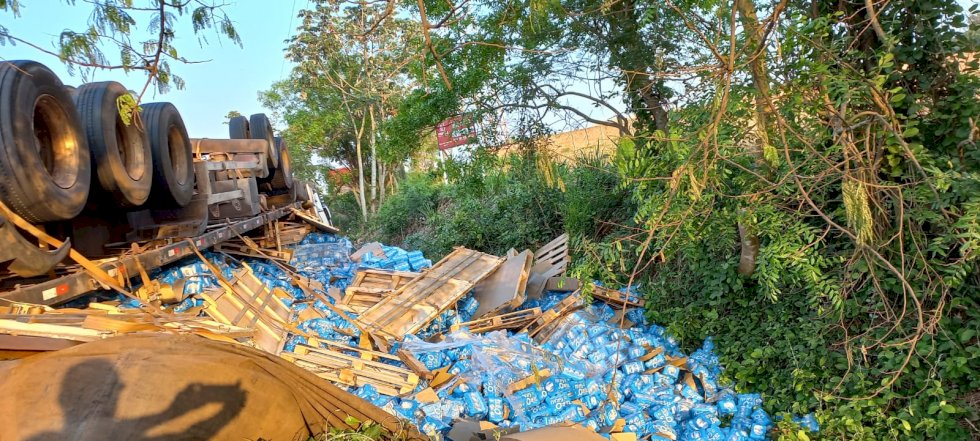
259, 221, 311, 248
340, 269, 421, 312
0, 319, 107, 342
470, 250, 533, 318
521, 292, 584, 342
396, 348, 433, 380
215, 241, 294, 263
193, 258, 292, 355
450, 308, 542, 334
591, 283, 645, 308
291, 207, 340, 234
525, 234, 570, 299
355, 247, 504, 342
283, 344, 419, 396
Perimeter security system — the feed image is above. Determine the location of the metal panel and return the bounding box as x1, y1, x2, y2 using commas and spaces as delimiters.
0, 204, 300, 306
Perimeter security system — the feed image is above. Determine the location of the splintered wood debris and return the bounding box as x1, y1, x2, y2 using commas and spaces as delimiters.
341, 269, 420, 313
354, 247, 504, 343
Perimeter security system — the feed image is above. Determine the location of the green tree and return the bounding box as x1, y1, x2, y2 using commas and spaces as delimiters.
267, 0, 423, 220
0, 0, 241, 100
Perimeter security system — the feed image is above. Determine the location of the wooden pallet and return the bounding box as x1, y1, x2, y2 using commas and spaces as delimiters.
0, 310, 254, 349
215, 240, 294, 263
282, 343, 419, 396
197, 261, 293, 355
341, 269, 420, 313
450, 308, 542, 334
470, 250, 533, 318
591, 283, 645, 308
521, 292, 584, 342
525, 234, 570, 299
259, 221, 312, 249
354, 247, 503, 344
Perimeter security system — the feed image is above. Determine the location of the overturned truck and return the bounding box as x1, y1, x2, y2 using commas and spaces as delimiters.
0, 59, 334, 306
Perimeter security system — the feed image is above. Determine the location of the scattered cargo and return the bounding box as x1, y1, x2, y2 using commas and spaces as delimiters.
0, 219, 819, 440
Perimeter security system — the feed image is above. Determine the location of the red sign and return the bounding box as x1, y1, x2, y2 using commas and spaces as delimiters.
436, 116, 475, 150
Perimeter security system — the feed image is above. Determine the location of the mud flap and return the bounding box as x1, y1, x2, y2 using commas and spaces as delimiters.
0, 216, 70, 277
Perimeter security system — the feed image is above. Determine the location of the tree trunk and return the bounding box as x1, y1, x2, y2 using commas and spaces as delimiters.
354, 115, 368, 222
369, 105, 378, 213
735, 0, 773, 277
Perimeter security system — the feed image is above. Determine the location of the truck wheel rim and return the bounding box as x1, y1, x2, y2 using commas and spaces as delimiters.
167, 124, 189, 186
32, 94, 79, 189
115, 116, 146, 181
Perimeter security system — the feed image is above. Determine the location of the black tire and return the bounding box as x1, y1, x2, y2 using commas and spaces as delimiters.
228, 115, 249, 139
143, 102, 193, 207
74, 81, 152, 207
269, 136, 293, 190
0, 60, 91, 223
249, 113, 279, 169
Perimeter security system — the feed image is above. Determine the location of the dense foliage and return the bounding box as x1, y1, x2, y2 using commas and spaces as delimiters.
302, 0, 980, 438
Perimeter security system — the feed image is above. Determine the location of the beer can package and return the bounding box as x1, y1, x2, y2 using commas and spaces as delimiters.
599, 404, 620, 426
620, 401, 642, 416
651, 403, 676, 422
645, 353, 667, 370
692, 403, 718, 419
716, 393, 737, 415
681, 384, 702, 401
627, 344, 647, 359
463, 391, 488, 418
726, 430, 751, 441
583, 417, 601, 431
487, 397, 506, 423
649, 420, 678, 440
395, 399, 420, 420
663, 364, 681, 381
703, 426, 725, 441
750, 408, 772, 427
622, 360, 645, 375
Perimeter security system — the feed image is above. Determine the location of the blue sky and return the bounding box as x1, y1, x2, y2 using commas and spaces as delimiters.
1, 0, 304, 138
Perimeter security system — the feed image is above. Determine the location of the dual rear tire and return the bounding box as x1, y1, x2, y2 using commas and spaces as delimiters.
0, 60, 90, 223
0, 60, 195, 223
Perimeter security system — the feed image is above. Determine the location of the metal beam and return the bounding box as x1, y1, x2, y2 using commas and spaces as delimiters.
0, 203, 301, 306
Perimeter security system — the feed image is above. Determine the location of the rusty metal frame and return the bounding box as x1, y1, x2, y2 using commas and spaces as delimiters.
0, 203, 300, 306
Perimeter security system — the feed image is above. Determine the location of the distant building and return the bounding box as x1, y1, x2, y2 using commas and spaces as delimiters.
327, 167, 354, 194
497, 122, 628, 162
